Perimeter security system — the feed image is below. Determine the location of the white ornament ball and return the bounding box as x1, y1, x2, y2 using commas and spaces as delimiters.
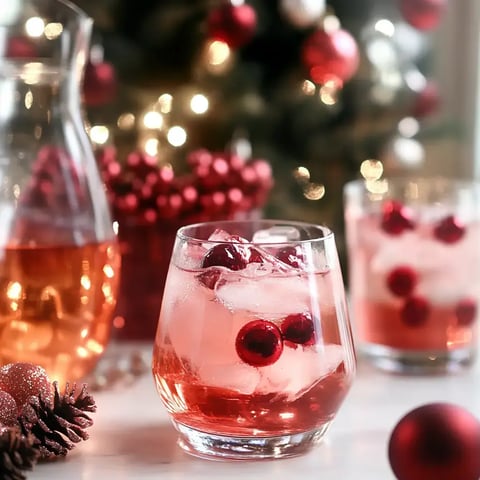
280, 0, 326, 28
383, 136, 425, 172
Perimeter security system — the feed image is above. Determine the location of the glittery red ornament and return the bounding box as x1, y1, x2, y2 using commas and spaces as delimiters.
0, 390, 18, 426
207, 2, 257, 49
399, 0, 447, 31
388, 403, 480, 480
0, 363, 52, 411
301, 27, 359, 86
83, 61, 117, 107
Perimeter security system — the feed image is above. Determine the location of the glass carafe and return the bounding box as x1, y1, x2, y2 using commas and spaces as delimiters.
0, 0, 120, 385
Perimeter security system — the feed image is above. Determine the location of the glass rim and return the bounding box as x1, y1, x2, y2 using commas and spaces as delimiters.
176, 219, 334, 246
343, 176, 480, 196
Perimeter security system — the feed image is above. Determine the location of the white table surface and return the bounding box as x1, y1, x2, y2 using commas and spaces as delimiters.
29, 342, 480, 480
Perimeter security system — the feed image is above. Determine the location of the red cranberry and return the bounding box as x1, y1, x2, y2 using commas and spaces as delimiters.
276, 246, 305, 268
281, 313, 315, 346
386, 266, 418, 297
455, 298, 477, 326
197, 269, 222, 290
400, 296, 430, 327
248, 247, 264, 264
201, 243, 248, 271
235, 320, 283, 367
381, 200, 415, 235
433, 215, 465, 244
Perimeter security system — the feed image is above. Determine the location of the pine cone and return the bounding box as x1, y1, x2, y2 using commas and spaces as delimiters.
18, 382, 97, 460
0, 427, 39, 480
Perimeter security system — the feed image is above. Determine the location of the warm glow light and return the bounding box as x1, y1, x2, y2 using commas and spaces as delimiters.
360, 159, 383, 181
6, 282, 22, 300
44, 22, 63, 39
301, 80, 316, 96
208, 40, 231, 65
25, 17, 45, 37
86, 339, 104, 355
76, 346, 89, 358
117, 113, 135, 130
89, 125, 110, 145
167, 126, 187, 147
80, 275, 91, 290
143, 111, 164, 129
293, 166, 310, 183
24, 90, 33, 109
303, 183, 325, 200
102, 283, 113, 302
13, 184, 20, 199
319, 80, 339, 105
190, 94, 209, 114
365, 178, 388, 194
204, 40, 232, 74
158, 94, 173, 114
103, 264, 115, 279
144, 137, 159, 156
21, 62, 43, 85
374, 19, 395, 37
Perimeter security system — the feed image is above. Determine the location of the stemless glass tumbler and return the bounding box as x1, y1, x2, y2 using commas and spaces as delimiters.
0, 0, 120, 384
152, 219, 356, 460
344, 177, 480, 374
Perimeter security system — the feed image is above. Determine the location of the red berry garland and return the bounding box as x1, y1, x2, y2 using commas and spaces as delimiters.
96, 147, 273, 225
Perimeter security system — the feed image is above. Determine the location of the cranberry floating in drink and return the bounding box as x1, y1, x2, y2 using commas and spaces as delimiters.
152, 220, 356, 460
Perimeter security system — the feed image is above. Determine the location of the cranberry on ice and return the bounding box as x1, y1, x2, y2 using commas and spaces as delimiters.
201, 243, 248, 271
276, 246, 305, 268
235, 320, 283, 367
433, 215, 465, 244
281, 313, 315, 346
381, 200, 415, 235
455, 298, 477, 327
386, 266, 418, 297
400, 296, 430, 327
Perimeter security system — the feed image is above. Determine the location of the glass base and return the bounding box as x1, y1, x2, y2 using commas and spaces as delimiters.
361, 343, 476, 375
172, 421, 331, 461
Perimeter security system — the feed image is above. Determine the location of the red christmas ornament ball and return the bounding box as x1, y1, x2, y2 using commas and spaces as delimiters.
301, 27, 360, 85
207, 2, 257, 49
83, 61, 117, 107
399, 0, 447, 31
0, 363, 53, 411
388, 403, 480, 480
413, 80, 441, 118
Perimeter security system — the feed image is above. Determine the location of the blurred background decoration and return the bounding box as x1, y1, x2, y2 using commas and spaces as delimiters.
34, 0, 464, 339
73, 0, 456, 232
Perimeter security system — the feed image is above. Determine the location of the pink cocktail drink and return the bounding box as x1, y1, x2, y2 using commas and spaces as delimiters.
152, 220, 356, 460
344, 178, 480, 373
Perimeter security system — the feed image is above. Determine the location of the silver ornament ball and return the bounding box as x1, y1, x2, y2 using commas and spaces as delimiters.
280, 0, 326, 28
